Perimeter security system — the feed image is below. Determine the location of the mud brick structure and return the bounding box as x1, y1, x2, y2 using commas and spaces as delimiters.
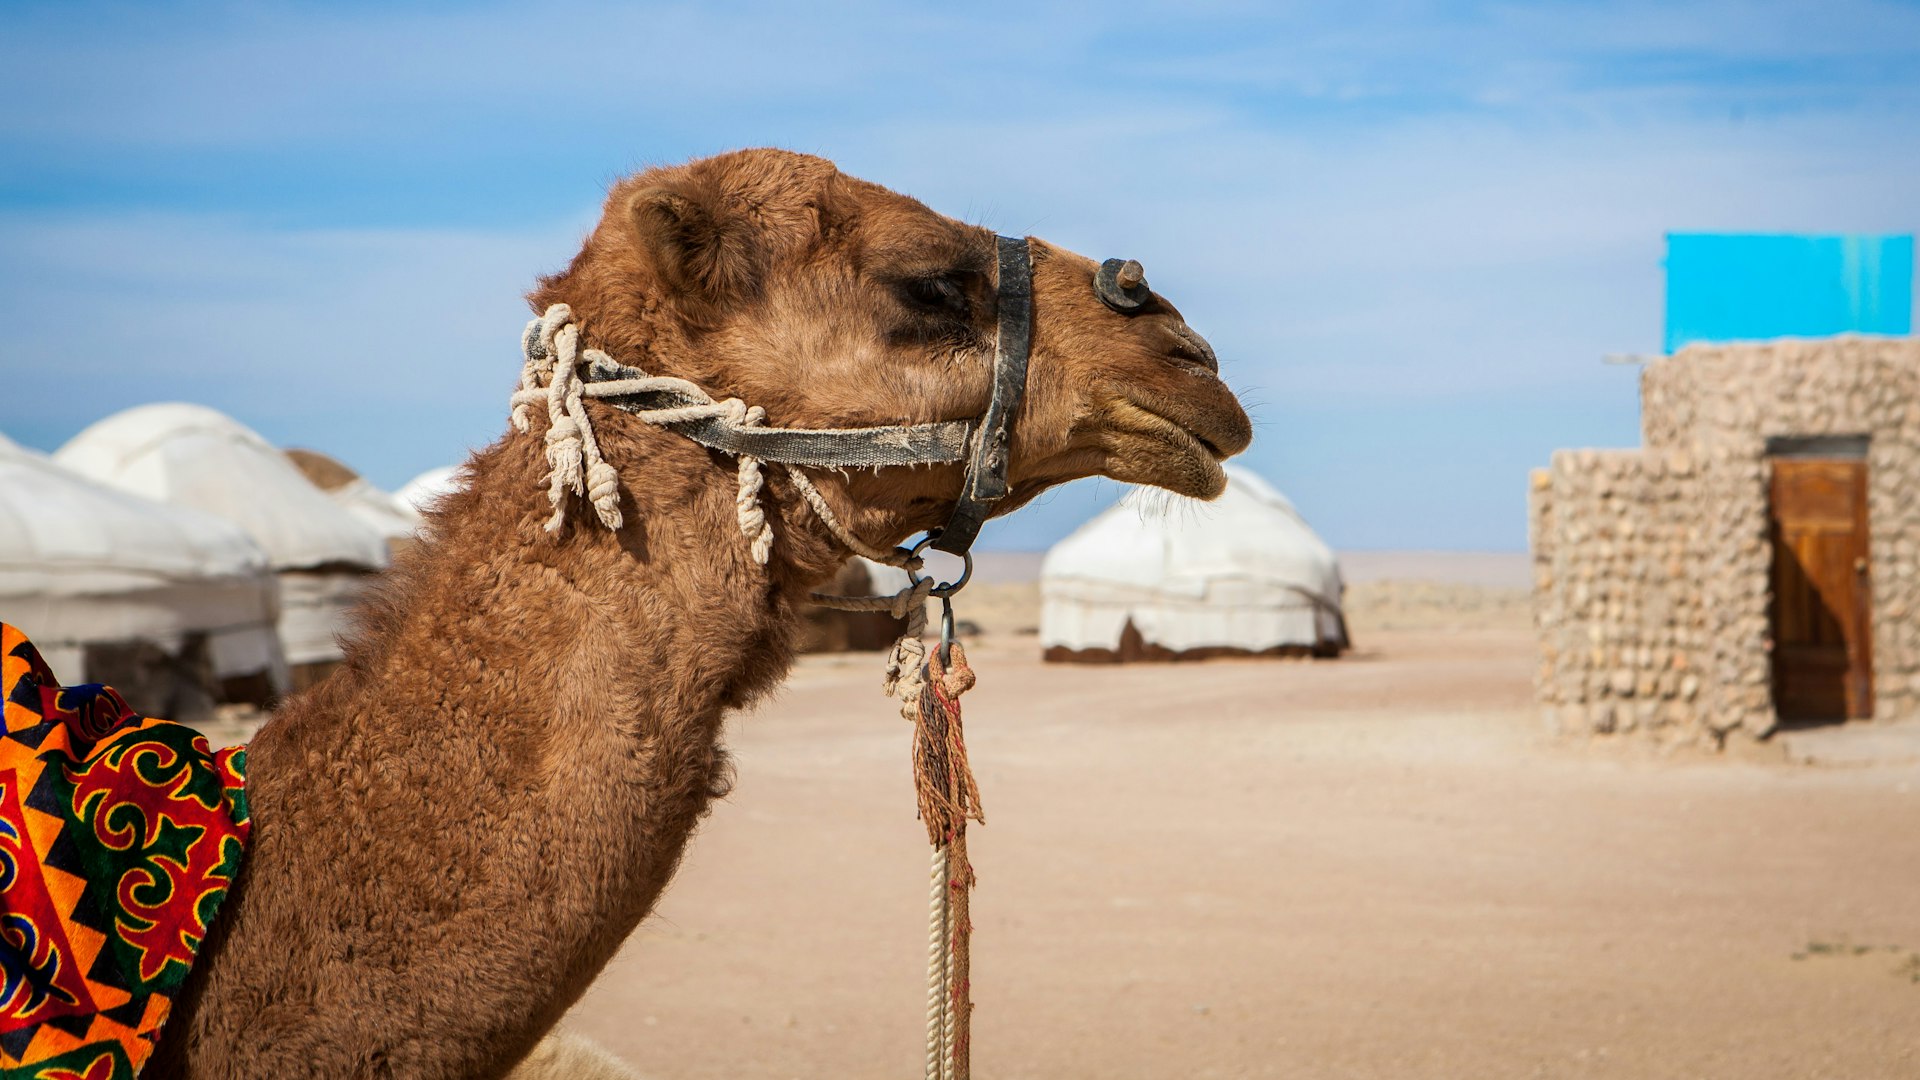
1531, 336, 1920, 746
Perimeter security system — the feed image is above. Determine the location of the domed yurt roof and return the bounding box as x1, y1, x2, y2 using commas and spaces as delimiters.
396, 465, 463, 516
285, 448, 423, 541
54, 404, 390, 571
1040, 465, 1347, 661
0, 431, 281, 681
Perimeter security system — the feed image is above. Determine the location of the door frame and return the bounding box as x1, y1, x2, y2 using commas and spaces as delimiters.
1764, 434, 1873, 724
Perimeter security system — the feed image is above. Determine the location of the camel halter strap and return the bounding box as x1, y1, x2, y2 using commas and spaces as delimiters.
928, 235, 1033, 557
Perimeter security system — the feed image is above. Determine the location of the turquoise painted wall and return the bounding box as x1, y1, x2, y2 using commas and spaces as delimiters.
1664, 234, 1914, 354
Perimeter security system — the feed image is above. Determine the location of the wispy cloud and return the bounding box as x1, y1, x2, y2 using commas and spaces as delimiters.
3, 0, 1915, 550
1, 210, 587, 473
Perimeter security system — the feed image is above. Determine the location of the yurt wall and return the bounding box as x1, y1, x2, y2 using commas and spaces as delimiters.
1041, 466, 1348, 662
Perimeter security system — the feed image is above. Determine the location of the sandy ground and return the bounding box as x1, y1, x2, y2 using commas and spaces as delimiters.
553, 599, 1920, 1079
1339, 549, 1533, 589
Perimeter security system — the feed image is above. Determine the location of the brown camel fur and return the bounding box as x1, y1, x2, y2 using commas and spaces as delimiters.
145, 148, 1251, 1078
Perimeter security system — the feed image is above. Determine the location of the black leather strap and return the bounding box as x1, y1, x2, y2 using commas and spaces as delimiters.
931, 235, 1033, 556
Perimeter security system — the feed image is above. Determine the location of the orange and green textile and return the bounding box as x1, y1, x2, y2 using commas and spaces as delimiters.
0, 624, 250, 1080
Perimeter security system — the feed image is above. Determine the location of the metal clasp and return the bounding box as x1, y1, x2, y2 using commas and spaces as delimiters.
938, 594, 957, 666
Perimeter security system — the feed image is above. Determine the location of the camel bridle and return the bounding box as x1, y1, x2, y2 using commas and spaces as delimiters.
528, 235, 1162, 577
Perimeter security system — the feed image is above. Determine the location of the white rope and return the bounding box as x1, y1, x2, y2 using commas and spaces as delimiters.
926, 844, 951, 1080
732, 402, 776, 565
513, 302, 949, 695
785, 467, 908, 566
938, 852, 959, 1079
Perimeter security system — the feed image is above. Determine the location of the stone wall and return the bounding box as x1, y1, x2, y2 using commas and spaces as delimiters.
1534, 336, 1920, 745
1532, 449, 1707, 744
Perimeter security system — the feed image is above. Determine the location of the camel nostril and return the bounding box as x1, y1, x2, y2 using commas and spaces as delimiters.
1166, 323, 1219, 374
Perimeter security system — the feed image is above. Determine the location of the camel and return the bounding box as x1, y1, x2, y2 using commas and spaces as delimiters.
143, 148, 1251, 1078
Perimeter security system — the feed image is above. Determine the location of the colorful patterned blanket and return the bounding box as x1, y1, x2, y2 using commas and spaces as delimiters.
0, 624, 250, 1080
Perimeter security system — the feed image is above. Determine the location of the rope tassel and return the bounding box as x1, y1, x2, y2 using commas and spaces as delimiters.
910, 643, 982, 1080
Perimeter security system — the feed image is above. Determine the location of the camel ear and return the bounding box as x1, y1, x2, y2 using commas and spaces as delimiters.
627, 178, 763, 306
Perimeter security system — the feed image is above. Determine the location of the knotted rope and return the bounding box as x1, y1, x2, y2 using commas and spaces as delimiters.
912, 643, 982, 1080
808, 579, 986, 1080
799, 544, 983, 1080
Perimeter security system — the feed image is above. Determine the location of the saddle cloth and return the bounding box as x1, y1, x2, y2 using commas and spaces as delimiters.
0, 624, 250, 1080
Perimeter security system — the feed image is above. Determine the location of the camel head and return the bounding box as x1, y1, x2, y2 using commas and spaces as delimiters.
532, 148, 1252, 553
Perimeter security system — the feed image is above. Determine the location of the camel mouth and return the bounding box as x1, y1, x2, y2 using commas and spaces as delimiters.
1108, 386, 1250, 460
1097, 399, 1233, 498
1110, 372, 1253, 461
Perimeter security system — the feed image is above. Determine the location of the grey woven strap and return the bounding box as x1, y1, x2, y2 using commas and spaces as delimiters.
582, 355, 973, 469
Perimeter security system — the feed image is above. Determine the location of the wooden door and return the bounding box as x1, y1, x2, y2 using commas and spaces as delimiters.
1768, 458, 1873, 722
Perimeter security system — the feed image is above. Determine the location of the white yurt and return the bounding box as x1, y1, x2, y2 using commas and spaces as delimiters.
54, 405, 391, 686
1040, 465, 1348, 662
0, 432, 285, 715
284, 448, 423, 547
395, 465, 463, 517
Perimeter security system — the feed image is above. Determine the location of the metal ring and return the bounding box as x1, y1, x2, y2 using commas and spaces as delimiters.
906, 534, 938, 562
906, 533, 973, 598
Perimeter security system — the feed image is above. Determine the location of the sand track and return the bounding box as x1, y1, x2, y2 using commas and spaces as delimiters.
560, 626, 1920, 1079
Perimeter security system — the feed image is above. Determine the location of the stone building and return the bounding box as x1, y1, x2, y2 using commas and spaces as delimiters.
1530, 336, 1920, 746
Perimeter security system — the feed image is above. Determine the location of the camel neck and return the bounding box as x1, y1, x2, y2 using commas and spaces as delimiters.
250, 413, 830, 946
171, 417, 835, 1076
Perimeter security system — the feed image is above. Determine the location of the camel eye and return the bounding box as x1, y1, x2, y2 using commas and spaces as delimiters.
898, 274, 969, 318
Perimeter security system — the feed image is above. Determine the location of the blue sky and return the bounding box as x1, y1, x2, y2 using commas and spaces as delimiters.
3, 1, 1916, 551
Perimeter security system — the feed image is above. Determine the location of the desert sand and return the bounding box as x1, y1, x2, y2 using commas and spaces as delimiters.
549, 569, 1920, 1079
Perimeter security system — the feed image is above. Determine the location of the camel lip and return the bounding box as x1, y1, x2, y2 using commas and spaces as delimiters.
1115, 401, 1235, 463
